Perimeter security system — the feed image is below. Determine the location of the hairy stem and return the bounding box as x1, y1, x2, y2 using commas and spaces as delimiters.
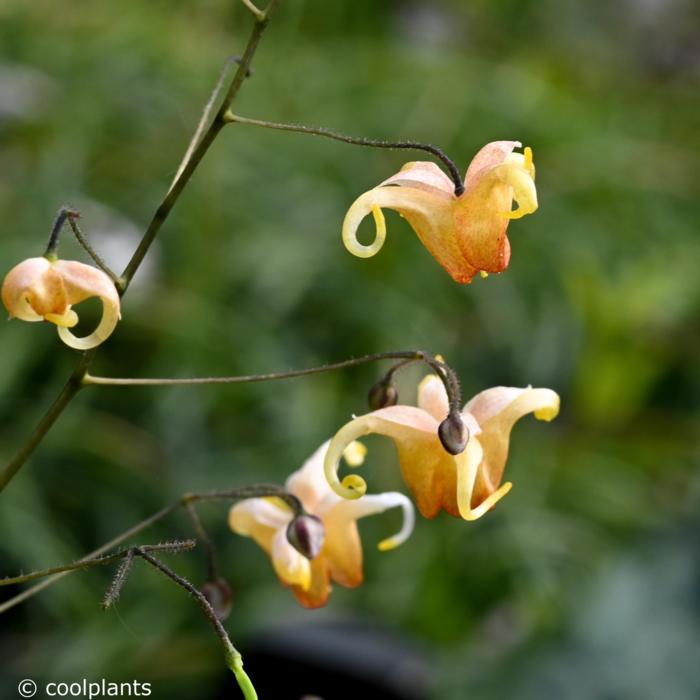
44, 207, 74, 257
184, 502, 220, 581
0, 541, 194, 587
134, 549, 257, 699
0, 484, 298, 614
225, 112, 465, 195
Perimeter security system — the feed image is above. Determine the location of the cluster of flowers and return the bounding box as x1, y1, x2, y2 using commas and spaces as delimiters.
3, 141, 557, 607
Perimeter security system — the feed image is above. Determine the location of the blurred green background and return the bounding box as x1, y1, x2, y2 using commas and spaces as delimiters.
1, 0, 699, 698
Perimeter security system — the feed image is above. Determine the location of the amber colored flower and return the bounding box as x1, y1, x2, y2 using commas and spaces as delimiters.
2, 257, 120, 350
324, 375, 559, 521
342, 141, 537, 283
229, 441, 414, 608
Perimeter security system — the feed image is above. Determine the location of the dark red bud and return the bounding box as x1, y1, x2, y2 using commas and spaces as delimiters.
286, 514, 325, 560
368, 381, 398, 411
438, 412, 469, 455
202, 576, 233, 620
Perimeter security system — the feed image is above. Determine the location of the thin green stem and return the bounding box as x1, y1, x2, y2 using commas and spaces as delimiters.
121, 4, 277, 287
0, 6, 278, 494
82, 349, 462, 412
82, 350, 431, 386
65, 214, 122, 287
225, 112, 465, 195
0, 353, 92, 493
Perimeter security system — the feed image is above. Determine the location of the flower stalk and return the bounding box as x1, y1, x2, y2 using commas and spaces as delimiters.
224, 111, 465, 195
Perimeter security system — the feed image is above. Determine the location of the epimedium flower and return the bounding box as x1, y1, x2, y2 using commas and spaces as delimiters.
342, 141, 537, 283
229, 440, 414, 608
2, 256, 121, 350
324, 374, 559, 521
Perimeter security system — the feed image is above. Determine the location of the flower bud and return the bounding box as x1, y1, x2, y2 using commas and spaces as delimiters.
438, 412, 469, 455
367, 380, 398, 410
286, 514, 325, 560
202, 576, 233, 621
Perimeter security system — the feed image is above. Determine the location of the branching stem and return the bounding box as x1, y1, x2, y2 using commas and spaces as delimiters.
0, 4, 278, 494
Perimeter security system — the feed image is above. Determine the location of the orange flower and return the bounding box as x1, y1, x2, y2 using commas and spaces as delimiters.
324, 375, 559, 521
342, 141, 537, 283
2, 257, 120, 350
229, 441, 414, 608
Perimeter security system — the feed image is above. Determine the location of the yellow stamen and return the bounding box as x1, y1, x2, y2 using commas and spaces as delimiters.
479, 270, 489, 279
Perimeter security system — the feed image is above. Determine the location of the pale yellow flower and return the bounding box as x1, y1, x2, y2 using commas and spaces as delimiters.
2, 256, 120, 350
343, 141, 537, 283
229, 441, 414, 608
324, 375, 559, 521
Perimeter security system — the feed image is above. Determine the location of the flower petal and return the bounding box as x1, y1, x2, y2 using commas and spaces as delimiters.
324, 406, 459, 518
271, 527, 312, 591
417, 374, 450, 422
2, 257, 68, 321
291, 556, 332, 609
53, 260, 120, 306
342, 185, 478, 284
455, 143, 537, 273
464, 141, 520, 190
455, 436, 512, 521
464, 386, 560, 505
319, 489, 414, 590
330, 489, 414, 547
380, 161, 457, 195
229, 498, 292, 546
56, 295, 121, 350
453, 179, 513, 273
285, 440, 338, 512
52, 260, 121, 350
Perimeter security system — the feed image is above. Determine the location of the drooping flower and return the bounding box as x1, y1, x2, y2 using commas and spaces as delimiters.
2, 256, 121, 350
342, 141, 537, 283
324, 375, 559, 521
229, 441, 414, 608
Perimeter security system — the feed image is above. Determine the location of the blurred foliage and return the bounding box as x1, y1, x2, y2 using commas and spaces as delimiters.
1, 0, 699, 698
